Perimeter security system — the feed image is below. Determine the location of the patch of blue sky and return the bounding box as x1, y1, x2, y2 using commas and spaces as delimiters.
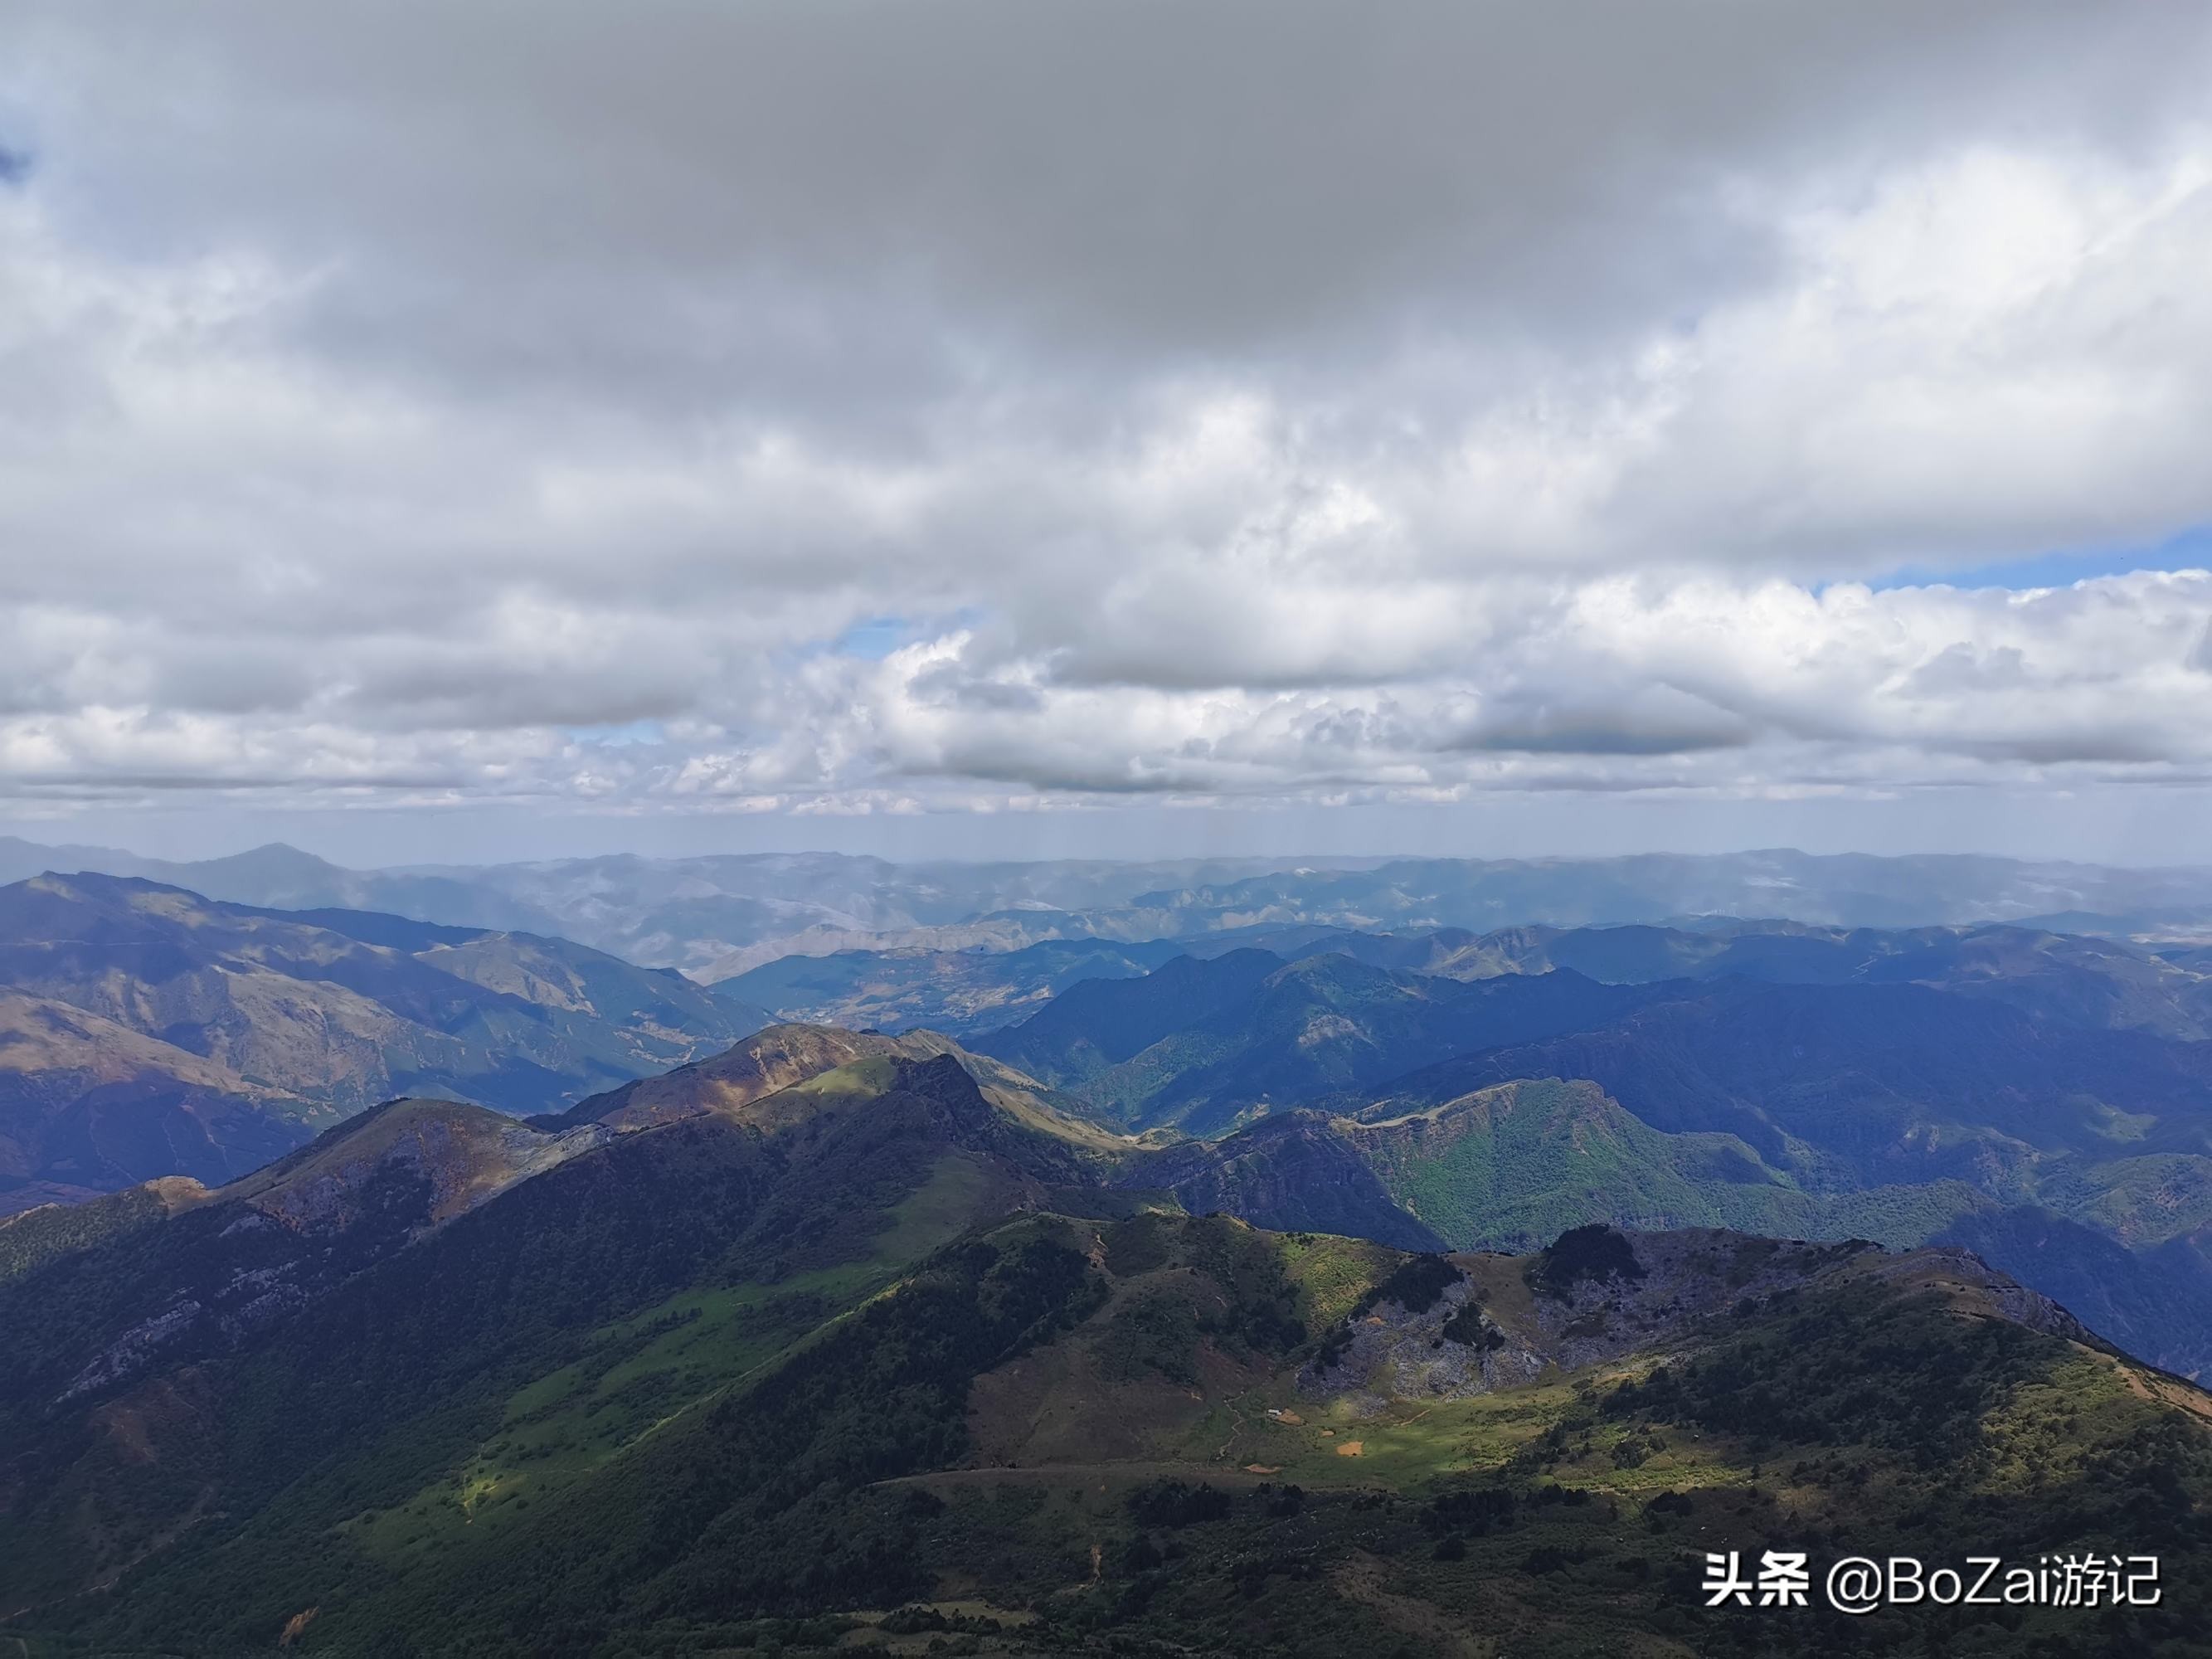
832, 615, 912, 659
1864, 523, 2212, 593
561, 719, 667, 747
814, 608, 986, 660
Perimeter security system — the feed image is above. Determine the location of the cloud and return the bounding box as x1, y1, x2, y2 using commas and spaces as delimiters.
1, 2, 2210, 834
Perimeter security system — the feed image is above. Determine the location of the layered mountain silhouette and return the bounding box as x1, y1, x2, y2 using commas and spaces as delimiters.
1320, 917, 2212, 1040
0, 873, 766, 1212
17, 873, 2212, 1375
4, 1035, 2212, 1654
4, 1033, 2208, 1658
10, 861, 2212, 1653
12, 834, 2212, 972
746, 915, 2212, 1043
975, 950, 1655, 1134
960, 942, 2212, 1375
715, 935, 1189, 1035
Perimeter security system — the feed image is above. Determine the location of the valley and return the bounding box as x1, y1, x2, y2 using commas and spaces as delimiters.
14, 10, 2209, 1652
2, 1029, 2210, 1657
0, 873, 766, 1214
6, 858, 2212, 1654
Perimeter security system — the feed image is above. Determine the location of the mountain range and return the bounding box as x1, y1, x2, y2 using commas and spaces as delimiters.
4, 1035, 2206, 1657
10, 834, 2212, 975
948, 943, 2212, 1375
730, 915, 2212, 1043
9, 847, 2212, 1653
0, 873, 766, 1214
15, 861, 2212, 1377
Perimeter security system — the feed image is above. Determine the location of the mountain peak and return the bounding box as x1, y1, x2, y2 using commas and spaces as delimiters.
214, 840, 343, 870
549, 1022, 907, 1131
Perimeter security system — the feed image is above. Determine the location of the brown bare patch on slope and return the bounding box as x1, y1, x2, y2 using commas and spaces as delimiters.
558, 1024, 911, 1131
218, 1099, 598, 1233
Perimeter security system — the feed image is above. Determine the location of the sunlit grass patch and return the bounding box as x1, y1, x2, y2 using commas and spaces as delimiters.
351, 1155, 1000, 1565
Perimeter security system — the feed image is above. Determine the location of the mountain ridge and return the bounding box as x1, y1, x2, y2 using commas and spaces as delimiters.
11, 834, 2212, 975
0, 872, 767, 1211
6, 1126, 2207, 1657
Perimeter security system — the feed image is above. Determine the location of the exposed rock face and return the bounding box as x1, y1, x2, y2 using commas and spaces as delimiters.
1320, 1274, 1552, 1402
1302, 1227, 2095, 1413
61, 1300, 208, 1404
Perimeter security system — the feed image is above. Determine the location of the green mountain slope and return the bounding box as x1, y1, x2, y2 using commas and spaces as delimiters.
1130, 1113, 1452, 1253
1124, 1077, 1996, 1264
1355, 980, 2212, 1216
0, 1048, 1100, 1635
12, 919, 2212, 1658
8, 1170, 2210, 1658
960, 942, 2212, 1375
1344, 1078, 1812, 1246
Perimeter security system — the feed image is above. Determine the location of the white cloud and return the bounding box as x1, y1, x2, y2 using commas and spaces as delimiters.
0, 2, 2210, 844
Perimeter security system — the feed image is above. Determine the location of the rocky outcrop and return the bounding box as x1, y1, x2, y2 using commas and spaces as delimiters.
1301, 1226, 2092, 1412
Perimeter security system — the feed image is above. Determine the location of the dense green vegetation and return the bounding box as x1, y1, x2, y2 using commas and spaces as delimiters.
1529, 1223, 1646, 1297
1111, 988, 2212, 1375
11, 1176, 2212, 1657
0, 1056, 1077, 1637
13, 927, 2212, 1659
860, 1267, 2212, 1659
0, 1180, 178, 1284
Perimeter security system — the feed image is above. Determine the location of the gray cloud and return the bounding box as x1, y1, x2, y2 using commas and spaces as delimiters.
1, 1, 2210, 842
22, 3, 2197, 367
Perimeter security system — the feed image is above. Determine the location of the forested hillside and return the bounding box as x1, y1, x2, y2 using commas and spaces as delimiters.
6, 1059, 2206, 1659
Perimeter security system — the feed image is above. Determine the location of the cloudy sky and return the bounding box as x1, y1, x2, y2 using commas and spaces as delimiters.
3, 0, 2212, 865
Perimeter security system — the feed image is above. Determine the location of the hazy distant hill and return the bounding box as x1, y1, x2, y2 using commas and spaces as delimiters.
1377, 917, 2212, 1039
1352, 977, 2212, 1180
911, 849, 2212, 965
0, 835, 569, 934
4, 1035, 2205, 1657
9, 835, 2212, 975
0, 839, 1355, 971
0, 873, 766, 1211
714, 935, 1187, 1034
772, 914, 2212, 1044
